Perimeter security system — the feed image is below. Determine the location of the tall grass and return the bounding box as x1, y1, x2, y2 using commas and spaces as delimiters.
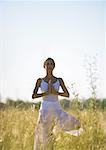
0, 108, 106, 150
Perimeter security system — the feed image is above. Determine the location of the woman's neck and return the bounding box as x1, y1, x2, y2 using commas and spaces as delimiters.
46, 72, 54, 79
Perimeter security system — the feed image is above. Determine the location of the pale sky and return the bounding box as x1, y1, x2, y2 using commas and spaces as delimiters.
0, 0, 105, 102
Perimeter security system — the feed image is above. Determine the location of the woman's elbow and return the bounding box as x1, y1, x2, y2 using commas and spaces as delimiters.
67, 93, 70, 97
32, 93, 37, 99
65, 92, 70, 98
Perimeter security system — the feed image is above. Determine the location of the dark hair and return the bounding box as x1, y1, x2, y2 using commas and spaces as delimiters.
43, 57, 55, 68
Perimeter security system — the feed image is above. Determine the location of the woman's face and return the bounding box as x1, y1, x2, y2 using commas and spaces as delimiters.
44, 59, 55, 71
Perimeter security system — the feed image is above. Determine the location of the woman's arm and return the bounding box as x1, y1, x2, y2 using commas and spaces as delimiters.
51, 78, 70, 98
58, 78, 70, 97
32, 78, 48, 99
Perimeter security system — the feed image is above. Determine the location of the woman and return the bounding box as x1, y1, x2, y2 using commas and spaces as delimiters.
32, 58, 82, 150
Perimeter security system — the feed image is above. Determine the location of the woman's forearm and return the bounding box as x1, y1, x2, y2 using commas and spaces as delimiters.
32, 92, 47, 99
58, 92, 69, 98
32, 91, 69, 99
50, 87, 69, 98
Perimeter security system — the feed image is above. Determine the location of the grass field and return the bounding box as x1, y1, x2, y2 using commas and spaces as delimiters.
0, 108, 106, 150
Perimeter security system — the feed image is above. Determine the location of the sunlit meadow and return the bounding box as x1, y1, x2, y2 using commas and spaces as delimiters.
0, 107, 106, 150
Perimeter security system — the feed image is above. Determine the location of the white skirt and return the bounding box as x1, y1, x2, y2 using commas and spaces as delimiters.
34, 100, 82, 150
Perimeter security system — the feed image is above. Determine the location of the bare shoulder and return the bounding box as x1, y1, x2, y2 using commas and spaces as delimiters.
36, 78, 42, 82
58, 77, 64, 81
36, 78, 42, 86
58, 77, 65, 84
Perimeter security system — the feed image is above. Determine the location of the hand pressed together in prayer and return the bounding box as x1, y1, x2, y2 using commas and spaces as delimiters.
45, 79, 58, 95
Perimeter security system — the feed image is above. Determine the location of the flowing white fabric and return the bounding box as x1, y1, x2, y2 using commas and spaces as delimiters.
34, 79, 82, 150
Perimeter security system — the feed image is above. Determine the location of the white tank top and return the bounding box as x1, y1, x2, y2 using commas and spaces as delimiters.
40, 79, 60, 102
